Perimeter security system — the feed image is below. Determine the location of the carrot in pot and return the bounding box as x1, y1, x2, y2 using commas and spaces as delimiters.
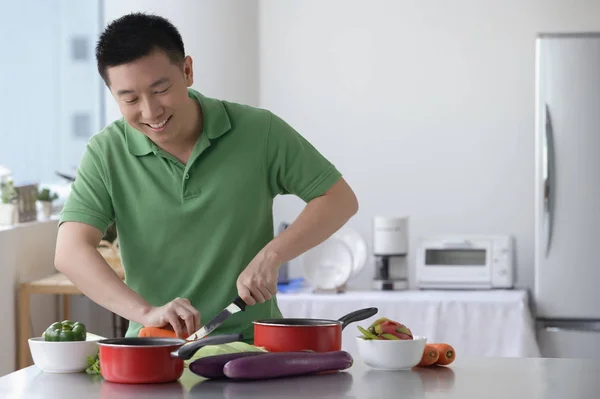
431, 343, 455, 365
416, 344, 439, 367
138, 326, 189, 339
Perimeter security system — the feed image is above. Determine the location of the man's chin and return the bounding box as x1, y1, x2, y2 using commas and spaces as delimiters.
138, 127, 170, 142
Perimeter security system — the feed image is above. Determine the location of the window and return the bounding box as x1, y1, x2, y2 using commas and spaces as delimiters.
0, 0, 104, 187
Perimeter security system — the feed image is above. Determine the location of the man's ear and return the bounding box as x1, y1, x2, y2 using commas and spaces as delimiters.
183, 56, 194, 86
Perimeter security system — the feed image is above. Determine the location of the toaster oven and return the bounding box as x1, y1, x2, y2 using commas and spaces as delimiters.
415, 235, 514, 289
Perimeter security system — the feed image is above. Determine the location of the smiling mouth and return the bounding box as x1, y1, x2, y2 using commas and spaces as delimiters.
144, 116, 172, 131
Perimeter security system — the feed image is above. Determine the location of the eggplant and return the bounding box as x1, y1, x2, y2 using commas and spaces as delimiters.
222, 350, 353, 380
189, 352, 268, 379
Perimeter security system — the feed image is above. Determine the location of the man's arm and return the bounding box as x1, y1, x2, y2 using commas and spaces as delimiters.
236, 177, 358, 304
264, 177, 358, 263
55, 222, 200, 338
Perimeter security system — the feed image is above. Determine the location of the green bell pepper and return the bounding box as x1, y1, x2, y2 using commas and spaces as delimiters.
42, 320, 87, 342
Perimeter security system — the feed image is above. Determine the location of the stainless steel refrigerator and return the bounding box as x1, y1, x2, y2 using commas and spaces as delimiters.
535, 32, 600, 359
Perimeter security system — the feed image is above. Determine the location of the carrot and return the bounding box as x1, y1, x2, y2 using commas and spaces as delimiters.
138, 326, 189, 339
416, 344, 439, 367
431, 343, 455, 365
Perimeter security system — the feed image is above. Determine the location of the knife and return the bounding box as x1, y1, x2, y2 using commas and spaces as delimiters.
186, 296, 247, 341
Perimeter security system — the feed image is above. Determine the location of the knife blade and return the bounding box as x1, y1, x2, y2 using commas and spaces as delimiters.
186, 296, 247, 341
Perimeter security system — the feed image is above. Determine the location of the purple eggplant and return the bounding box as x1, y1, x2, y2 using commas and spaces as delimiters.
222, 350, 353, 380
189, 352, 268, 379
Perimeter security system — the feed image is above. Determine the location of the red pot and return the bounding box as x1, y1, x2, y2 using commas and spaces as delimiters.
97, 333, 242, 384
253, 307, 378, 352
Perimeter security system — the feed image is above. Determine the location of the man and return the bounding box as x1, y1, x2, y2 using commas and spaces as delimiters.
55, 12, 358, 342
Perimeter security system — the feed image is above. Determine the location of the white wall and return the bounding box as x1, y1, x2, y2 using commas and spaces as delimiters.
103, 0, 259, 123
259, 0, 600, 290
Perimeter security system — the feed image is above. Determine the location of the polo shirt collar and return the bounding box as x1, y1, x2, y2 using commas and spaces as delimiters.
189, 89, 232, 140
125, 89, 232, 157
126, 124, 154, 156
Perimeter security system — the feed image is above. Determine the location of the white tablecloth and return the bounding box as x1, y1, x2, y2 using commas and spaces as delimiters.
275, 289, 541, 359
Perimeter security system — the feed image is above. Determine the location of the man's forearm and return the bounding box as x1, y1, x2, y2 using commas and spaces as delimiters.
263, 178, 359, 264
55, 245, 151, 325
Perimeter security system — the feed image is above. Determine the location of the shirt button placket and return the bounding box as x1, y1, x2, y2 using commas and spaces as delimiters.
182, 172, 192, 203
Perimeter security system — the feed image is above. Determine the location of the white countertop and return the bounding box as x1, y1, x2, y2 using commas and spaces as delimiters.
2, 357, 599, 398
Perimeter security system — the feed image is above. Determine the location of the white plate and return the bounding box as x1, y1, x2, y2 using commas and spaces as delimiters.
333, 227, 367, 278
302, 237, 354, 290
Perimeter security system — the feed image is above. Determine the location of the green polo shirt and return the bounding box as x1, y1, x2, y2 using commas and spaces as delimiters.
59, 88, 342, 342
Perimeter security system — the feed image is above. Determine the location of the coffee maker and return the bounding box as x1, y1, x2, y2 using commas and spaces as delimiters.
372, 216, 409, 290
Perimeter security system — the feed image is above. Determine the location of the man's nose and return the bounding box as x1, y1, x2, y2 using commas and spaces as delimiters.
140, 97, 163, 121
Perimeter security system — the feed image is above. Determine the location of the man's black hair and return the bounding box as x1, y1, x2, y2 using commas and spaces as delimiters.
95, 12, 185, 85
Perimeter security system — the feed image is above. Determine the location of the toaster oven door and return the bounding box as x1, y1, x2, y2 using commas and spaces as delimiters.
416, 238, 493, 288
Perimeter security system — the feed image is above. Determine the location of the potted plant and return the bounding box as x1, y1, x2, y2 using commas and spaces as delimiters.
37, 188, 58, 220
0, 179, 18, 226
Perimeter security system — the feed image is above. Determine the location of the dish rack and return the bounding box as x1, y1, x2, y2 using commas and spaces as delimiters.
302, 228, 367, 294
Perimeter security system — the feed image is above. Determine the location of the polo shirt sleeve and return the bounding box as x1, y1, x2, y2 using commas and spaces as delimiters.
265, 111, 342, 202
59, 140, 114, 235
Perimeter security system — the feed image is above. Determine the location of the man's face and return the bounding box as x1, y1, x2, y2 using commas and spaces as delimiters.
106, 49, 194, 146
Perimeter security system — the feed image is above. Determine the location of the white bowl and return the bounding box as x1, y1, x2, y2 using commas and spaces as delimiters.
356, 335, 427, 371
28, 335, 101, 373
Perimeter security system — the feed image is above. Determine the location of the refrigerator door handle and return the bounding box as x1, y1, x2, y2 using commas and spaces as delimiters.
543, 104, 556, 256
545, 324, 600, 333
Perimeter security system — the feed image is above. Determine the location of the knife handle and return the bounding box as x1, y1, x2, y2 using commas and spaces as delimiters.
233, 296, 248, 311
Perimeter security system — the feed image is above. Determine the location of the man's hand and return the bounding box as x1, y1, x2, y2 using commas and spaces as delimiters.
237, 250, 281, 306
236, 178, 358, 307
141, 297, 201, 339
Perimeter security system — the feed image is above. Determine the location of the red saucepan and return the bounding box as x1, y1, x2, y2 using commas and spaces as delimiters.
97, 333, 243, 384
253, 307, 378, 352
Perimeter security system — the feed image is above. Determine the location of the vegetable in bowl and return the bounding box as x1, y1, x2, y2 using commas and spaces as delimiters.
356, 316, 457, 369
42, 320, 87, 342
357, 317, 413, 340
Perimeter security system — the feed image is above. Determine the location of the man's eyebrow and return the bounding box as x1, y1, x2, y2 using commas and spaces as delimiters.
150, 77, 169, 88
116, 78, 170, 96
116, 88, 135, 96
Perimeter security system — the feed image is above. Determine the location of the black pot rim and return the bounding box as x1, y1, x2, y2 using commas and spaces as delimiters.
97, 337, 186, 348
252, 318, 342, 327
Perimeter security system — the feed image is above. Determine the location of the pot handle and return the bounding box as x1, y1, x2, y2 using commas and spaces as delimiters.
172, 333, 243, 360
338, 307, 378, 330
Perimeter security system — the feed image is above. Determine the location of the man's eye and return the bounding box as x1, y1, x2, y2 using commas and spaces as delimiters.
155, 87, 169, 94
124, 98, 138, 104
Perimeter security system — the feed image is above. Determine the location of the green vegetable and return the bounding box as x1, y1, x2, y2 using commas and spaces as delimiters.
42, 320, 87, 341
85, 353, 100, 375
184, 341, 267, 367
357, 325, 379, 340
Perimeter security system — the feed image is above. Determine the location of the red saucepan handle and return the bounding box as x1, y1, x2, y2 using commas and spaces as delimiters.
338, 307, 378, 330
171, 333, 243, 360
